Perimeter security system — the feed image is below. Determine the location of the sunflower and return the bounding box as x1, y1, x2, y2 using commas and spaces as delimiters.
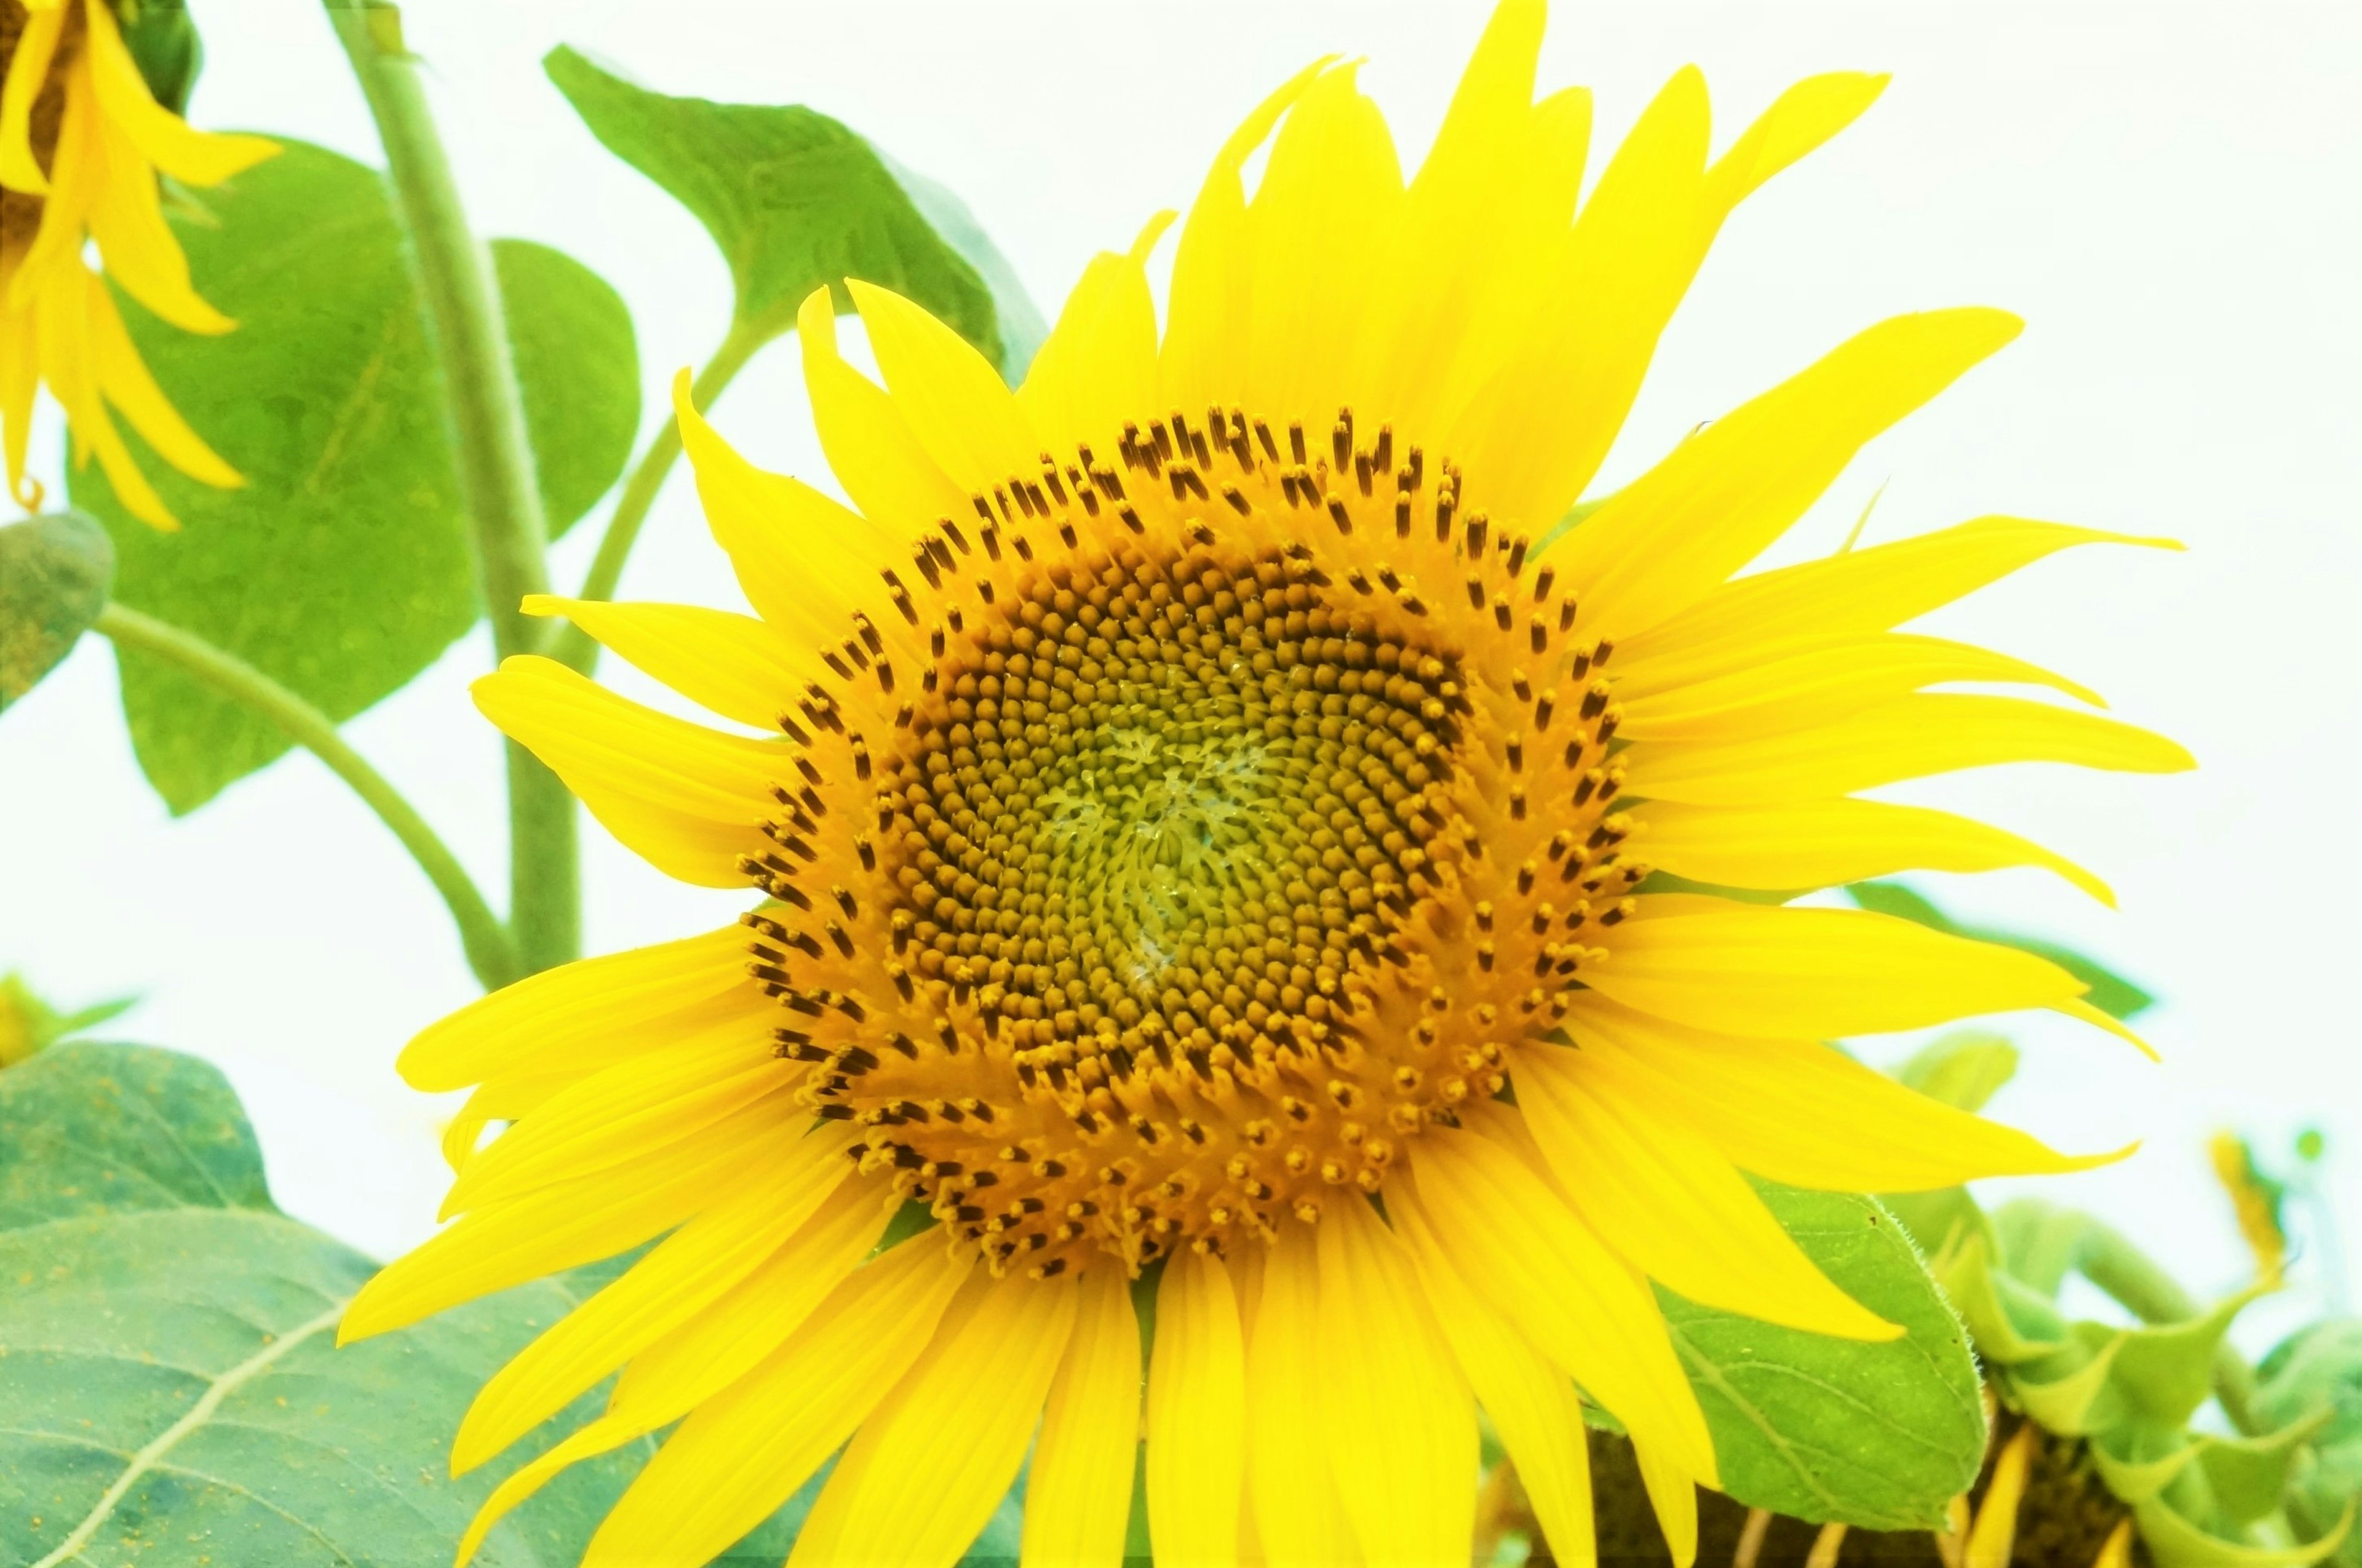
345, 4, 2194, 1564
0, 0, 273, 530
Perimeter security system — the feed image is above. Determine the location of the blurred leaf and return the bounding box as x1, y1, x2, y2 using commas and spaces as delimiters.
544, 45, 1041, 378
0, 509, 113, 710
1847, 880, 2155, 1019
2258, 1319, 2362, 1567
70, 139, 640, 812
117, 0, 204, 117
1658, 1185, 1986, 1529
1896, 1029, 2019, 1113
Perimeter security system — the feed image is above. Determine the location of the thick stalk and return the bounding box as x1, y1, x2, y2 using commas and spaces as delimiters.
549, 320, 766, 675
326, 1, 578, 971
2074, 1217, 2264, 1434
96, 605, 519, 989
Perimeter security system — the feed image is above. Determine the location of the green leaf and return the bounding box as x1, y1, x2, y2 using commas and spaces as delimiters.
2256, 1319, 2362, 1567
1846, 880, 2155, 1019
69, 138, 641, 811
0, 509, 113, 710
0, 1040, 650, 1567
544, 45, 1041, 378
117, 0, 204, 117
1657, 1185, 1986, 1529
1895, 1029, 2019, 1113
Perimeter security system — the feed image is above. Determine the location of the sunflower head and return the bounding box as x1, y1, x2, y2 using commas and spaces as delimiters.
357, 6, 2193, 1565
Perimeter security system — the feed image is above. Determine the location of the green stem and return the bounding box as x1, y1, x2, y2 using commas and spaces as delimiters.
550, 319, 767, 675
2074, 1217, 2265, 1435
95, 605, 519, 990
327, 0, 578, 973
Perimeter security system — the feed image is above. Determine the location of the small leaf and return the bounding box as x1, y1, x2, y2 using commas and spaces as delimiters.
1896, 1029, 2019, 1113
70, 139, 641, 811
1847, 880, 2155, 1019
1658, 1185, 1986, 1529
0, 510, 113, 710
544, 45, 1041, 378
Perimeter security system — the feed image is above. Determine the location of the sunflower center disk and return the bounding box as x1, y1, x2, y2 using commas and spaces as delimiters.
794, 542, 1506, 1273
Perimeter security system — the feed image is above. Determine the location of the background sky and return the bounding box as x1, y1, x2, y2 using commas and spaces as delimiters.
4, 1, 2356, 1356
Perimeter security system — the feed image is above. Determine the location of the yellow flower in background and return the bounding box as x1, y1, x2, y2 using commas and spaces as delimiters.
345, 2, 2194, 1564
0, 0, 274, 530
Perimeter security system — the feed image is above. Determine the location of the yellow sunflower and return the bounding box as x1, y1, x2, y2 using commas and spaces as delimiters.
346, 4, 2194, 1564
0, 0, 272, 530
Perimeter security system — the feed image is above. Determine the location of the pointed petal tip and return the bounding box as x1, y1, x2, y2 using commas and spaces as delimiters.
2054, 998, 2160, 1061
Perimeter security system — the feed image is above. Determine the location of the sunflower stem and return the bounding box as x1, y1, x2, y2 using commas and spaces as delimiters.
327, 0, 578, 976
549, 317, 768, 676
94, 604, 520, 990
2073, 1216, 2264, 1434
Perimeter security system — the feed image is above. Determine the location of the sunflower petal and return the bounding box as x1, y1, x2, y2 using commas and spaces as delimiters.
1148, 1249, 1248, 1568
1023, 1267, 1144, 1568
849, 277, 1039, 492
523, 596, 815, 731
1020, 212, 1173, 450
81, 0, 274, 185
797, 285, 975, 530
1246, 1224, 1358, 1568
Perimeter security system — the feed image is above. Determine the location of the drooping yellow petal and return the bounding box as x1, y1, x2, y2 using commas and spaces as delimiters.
1147, 1248, 1247, 1568
1620, 692, 2195, 805
339, 1092, 801, 1343
579, 1238, 971, 1568
1513, 1048, 1897, 1339
1020, 212, 1174, 448
522, 596, 814, 731
1615, 634, 2103, 744
1023, 1266, 1144, 1568
84, 269, 241, 485
473, 654, 787, 886
1559, 993, 2128, 1192
1632, 797, 2114, 905
789, 1272, 1079, 1568
1246, 1224, 1358, 1568
1587, 903, 2087, 1039
1965, 1426, 2036, 1568
1160, 59, 1332, 410
849, 277, 1040, 493
440, 1069, 573, 1173
439, 1024, 789, 1217
1399, 1125, 1717, 1487
1314, 1195, 1477, 1566
1393, 1194, 1597, 1568
78, 87, 235, 334
0, 4, 65, 192
449, 1121, 855, 1472
796, 285, 975, 530
672, 370, 912, 660
1617, 517, 2180, 680
399, 924, 757, 1092
80, 0, 275, 185
1550, 309, 2022, 645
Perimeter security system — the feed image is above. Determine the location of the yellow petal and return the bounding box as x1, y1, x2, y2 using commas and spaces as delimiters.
522, 595, 814, 731
1557, 993, 2128, 1193
1022, 1266, 1143, 1568
473, 654, 787, 886
1314, 1195, 1477, 1566
85, 269, 241, 486
1513, 1048, 1898, 1339
81, 0, 276, 185
1246, 1224, 1358, 1568
449, 1122, 855, 1472
1020, 212, 1172, 449
1393, 1194, 1596, 1568
1618, 516, 2181, 680
671, 370, 907, 659
1632, 797, 2113, 905
398, 924, 757, 1093
1615, 633, 2103, 744
455, 1411, 651, 1568
0, 4, 64, 192
338, 1092, 801, 1343
79, 91, 236, 335
1160, 59, 1332, 410
849, 277, 1038, 493
1706, 73, 1889, 211
790, 1272, 1078, 1568
1399, 1125, 1717, 1486
580, 1238, 970, 1568
439, 1023, 790, 1218
1620, 692, 2195, 805
1965, 1426, 2036, 1568
796, 286, 975, 531
1551, 309, 2022, 644
1588, 903, 2088, 1038
440, 1069, 572, 1173
1147, 1248, 1247, 1568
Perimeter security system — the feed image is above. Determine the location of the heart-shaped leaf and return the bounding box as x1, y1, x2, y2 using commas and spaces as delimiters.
68, 139, 640, 813
0, 510, 114, 710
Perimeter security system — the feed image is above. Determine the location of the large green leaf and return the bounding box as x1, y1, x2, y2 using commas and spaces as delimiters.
1847, 880, 2155, 1019
70, 139, 640, 813
0, 510, 113, 710
1658, 1185, 1986, 1529
544, 45, 1042, 378
0, 1041, 649, 1567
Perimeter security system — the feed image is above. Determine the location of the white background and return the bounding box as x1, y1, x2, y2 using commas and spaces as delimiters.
4, 2, 2356, 1353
